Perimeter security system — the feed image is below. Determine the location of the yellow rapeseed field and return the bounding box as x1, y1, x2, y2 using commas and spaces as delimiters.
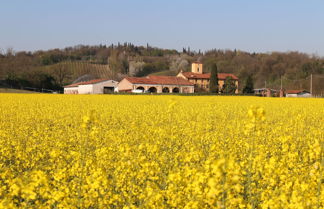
0, 94, 323, 208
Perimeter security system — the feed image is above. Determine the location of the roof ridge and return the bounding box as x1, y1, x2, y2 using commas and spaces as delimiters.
125, 75, 193, 85
64, 78, 111, 87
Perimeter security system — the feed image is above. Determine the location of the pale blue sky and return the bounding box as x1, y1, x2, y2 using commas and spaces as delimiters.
0, 0, 323, 55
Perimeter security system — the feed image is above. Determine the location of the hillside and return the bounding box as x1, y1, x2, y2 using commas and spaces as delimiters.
0, 43, 323, 94
149, 70, 178, 76
41, 62, 115, 83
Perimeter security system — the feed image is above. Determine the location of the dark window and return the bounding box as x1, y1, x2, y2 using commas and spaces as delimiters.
103, 87, 114, 94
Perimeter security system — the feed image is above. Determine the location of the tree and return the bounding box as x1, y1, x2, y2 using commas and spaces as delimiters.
121, 58, 129, 74
243, 75, 254, 94
135, 62, 168, 77
52, 63, 72, 87
135, 63, 156, 77
222, 76, 237, 94
108, 51, 120, 75
209, 63, 219, 93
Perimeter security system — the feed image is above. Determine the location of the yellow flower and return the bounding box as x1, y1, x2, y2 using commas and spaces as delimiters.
0, 94, 322, 208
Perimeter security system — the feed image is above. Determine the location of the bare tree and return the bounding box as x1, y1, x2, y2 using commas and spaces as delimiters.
52, 63, 72, 87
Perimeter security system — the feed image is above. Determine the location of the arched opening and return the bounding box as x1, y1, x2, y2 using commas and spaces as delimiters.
136, 86, 145, 92
172, 87, 180, 93
162, 87, 170, 93
148, 87, 157, 93
136, 86, 145, 91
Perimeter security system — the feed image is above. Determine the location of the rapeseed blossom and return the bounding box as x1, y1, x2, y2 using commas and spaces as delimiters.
0, 94, 323, 208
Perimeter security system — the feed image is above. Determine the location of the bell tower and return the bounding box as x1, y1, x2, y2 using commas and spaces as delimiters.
191, 62, 203, 74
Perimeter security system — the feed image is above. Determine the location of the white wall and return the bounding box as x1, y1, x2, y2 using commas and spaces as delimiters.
297, 93, 311, 98
286, 94, 297, 97
78, 85, 93, 94
64, 87, 78, 94
286, 93, 311, 98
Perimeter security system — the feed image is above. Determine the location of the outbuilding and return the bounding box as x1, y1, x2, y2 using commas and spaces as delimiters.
286, 90, 311, 98
64, 79, 118, 94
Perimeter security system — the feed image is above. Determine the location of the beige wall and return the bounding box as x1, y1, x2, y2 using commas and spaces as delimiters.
184, 78, 239, 93
118, 79, 133, 91
133, 84, 194, 93
177, 72, 187, 80
235, 81, 239, 94
118, 78, 194, 93
177, 70, 239, 93
191, 63, 203, 74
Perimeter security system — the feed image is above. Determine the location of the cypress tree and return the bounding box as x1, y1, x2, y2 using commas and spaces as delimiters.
209, 63, 219, 93
243, 75, 254, 94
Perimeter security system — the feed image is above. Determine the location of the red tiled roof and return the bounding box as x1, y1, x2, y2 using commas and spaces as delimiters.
286, 90, 309, 94
64, 79, 110, 88
181, 72, 238, 80
125, 76, 194, 86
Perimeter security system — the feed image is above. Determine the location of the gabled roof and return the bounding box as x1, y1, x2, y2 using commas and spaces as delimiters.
181, 72, 239, 80
286, 90, 310, 94
64, 79, 112, 88
125, 76, 194, 86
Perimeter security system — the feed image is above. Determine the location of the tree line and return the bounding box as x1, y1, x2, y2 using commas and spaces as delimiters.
0, 44, 323, 94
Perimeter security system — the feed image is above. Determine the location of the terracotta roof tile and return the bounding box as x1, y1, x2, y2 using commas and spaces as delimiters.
286, 90, 309, 94
181, 72, 238, 80
125, 76, 194, 86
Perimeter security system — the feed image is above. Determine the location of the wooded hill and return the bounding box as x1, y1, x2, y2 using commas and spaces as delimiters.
1, 43, 323, 94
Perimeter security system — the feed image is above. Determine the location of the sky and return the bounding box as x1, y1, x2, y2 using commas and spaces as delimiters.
0, 0, 323, 56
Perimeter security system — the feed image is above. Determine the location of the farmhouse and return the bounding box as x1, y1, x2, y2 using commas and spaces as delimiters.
286, 90, 311, 98
177, 62, 239, 93
118, 76, 194, 93
64, 79, 118, 94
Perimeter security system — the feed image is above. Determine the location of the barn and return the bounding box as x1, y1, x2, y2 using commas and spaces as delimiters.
64, 79, 118, 94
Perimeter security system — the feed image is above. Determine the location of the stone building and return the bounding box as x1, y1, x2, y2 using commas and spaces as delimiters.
118, 76, 194, 93
177, 62, 239, 93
